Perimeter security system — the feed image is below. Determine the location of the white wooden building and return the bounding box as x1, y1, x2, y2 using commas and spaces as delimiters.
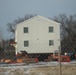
15, 15, 60, 54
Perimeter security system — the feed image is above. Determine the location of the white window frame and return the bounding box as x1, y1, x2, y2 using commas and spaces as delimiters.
24, 41, 29, 47
23, 27, 28, 33
49, 40, 54, 46
49, 27, 53, 33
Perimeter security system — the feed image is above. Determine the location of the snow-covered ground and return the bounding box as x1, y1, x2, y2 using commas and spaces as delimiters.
0, 61, 76, 68
0, 61, 76, 75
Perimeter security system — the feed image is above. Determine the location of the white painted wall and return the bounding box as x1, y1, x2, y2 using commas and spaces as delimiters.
15, 15, 60, 54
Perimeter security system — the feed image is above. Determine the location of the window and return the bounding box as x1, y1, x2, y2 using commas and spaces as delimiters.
49, 40, 54, 46
24, 41, 29, 47
24, 27, 28, 33
49, 27, 53, 32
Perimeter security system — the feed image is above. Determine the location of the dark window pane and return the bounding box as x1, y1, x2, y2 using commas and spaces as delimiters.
49, 27, 53, 32
49, 40, 54, 46
24, 27, 28, 33
24, 41, 29, 47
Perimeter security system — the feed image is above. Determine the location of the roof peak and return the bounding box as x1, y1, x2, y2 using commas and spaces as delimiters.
16, 15, 60, 26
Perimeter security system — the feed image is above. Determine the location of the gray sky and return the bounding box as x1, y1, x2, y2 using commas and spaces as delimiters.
0, 0, 76, 39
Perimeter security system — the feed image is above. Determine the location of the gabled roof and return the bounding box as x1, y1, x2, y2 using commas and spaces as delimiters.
16, 15, 60, 27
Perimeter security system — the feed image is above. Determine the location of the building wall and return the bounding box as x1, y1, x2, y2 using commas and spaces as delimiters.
15, 16, 60, 54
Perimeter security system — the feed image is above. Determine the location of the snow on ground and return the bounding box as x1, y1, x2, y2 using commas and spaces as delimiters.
0, 61, 76, 75
0, 61, 76, 68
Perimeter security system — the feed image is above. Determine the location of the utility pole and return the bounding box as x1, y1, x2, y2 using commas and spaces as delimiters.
58, 46, 62, 75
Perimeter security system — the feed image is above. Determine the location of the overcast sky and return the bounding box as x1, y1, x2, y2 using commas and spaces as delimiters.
0, 0, 76, 39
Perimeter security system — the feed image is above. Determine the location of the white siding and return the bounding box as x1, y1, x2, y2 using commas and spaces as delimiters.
15, 15, 60, 54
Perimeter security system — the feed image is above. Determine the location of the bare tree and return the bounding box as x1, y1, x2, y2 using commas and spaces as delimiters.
7, 14, 36, 34
54, 14, 76, 54
54, 14, 76, 40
